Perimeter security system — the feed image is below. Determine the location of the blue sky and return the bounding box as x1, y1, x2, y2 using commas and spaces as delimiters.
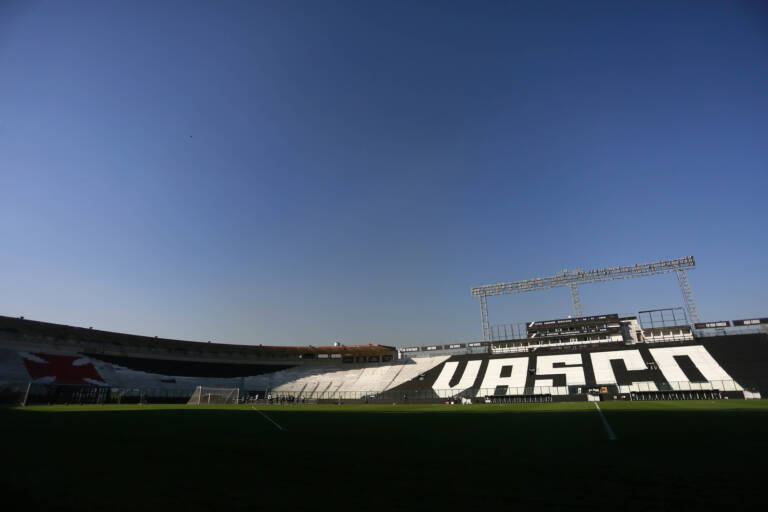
1, 1, 766, 346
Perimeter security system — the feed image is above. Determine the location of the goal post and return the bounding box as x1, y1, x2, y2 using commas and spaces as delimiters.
188, 386, 240, 405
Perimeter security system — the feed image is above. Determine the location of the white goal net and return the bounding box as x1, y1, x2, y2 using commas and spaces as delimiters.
188, 386, 240, 405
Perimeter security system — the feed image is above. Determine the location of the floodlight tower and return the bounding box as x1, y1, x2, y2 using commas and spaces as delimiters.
471, 256, 700, 341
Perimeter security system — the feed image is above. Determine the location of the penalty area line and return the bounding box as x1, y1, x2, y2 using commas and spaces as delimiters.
594, 403, 617, 441
253, 407, 287, 432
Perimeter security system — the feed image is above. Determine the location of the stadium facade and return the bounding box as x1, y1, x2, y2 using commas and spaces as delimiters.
1, 311, 766, 404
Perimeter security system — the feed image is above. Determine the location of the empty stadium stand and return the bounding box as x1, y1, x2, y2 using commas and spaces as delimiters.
1, 314, 766, 404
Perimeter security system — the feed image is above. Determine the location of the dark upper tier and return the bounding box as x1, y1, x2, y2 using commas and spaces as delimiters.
0, 314, 396, 362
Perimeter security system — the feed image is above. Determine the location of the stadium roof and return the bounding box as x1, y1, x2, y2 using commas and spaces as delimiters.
0, 315, 396, 357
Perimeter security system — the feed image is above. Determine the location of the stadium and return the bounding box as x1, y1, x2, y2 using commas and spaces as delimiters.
4, 2, 766, 509
2, 256, 767, 510
2, 256, 765, 405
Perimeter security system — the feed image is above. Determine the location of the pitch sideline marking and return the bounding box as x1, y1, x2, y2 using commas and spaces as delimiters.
594, 403, 617, 441
253, 407, 287, 432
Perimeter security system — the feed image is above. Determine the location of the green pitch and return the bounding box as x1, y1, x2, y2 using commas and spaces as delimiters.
2, 401, 767, 511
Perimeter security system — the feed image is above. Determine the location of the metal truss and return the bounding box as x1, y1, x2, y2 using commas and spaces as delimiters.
472, 256, 698, 341
569, 284, 582, 317
675, 269, 701, 324
479, 295, 490, 344
638, 307, 688, 329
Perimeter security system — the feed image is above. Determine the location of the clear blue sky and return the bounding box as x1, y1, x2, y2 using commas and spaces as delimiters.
1, 1, 766, 346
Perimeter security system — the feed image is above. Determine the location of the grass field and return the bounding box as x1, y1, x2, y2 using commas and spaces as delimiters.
2, 400, 767, 511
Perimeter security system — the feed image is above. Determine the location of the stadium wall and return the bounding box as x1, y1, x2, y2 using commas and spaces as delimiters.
0, 315, 399, 400
1, 311, 766, 403
389, 334, 768, 398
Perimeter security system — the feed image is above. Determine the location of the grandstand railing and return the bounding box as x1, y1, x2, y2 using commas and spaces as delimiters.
694, 324, 768, 337
3, 378, 756, 405
642, 333, 696, 343
491, 337, 623, 354
267, 379, 747, 400
403, 325, 767, 357
6, 382, 197, 405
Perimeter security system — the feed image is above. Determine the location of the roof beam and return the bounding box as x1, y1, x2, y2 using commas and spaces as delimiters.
471, 256, 695, 297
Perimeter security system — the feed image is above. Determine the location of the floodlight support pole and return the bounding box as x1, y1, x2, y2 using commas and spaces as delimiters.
480, 294, 490, 342
675, 269, 700, 324
471, 256, 698, 339
569, 283, 582, 317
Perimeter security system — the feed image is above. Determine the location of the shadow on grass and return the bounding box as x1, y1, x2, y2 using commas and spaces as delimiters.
1, 405, 766, 511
